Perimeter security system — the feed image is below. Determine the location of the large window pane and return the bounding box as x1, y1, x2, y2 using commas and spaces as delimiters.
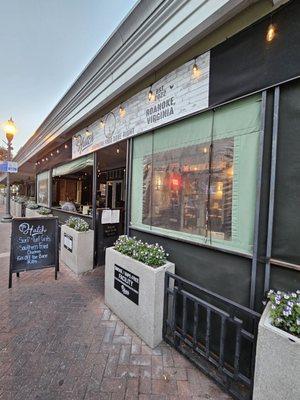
142, 138, 233, 240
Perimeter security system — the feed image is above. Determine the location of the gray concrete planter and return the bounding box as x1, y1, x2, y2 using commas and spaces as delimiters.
25, 208, 40, 217
253, 302, 300, 400
105, 247, 175, 348
60, 224, 94, 275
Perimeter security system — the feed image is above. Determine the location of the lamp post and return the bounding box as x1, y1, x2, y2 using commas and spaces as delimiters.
1, 118, 17, 223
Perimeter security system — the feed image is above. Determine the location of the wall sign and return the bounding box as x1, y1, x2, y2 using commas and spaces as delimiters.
63, 233, 73, 252
9, 217, 59, 288
72, 52, 210, 159
114, 264, 139, 305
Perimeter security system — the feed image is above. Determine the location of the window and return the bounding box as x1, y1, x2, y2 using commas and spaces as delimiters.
131, 95, 262, 255
142, 138, 234, 240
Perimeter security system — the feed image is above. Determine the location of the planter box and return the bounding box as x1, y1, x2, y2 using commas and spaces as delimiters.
25, 208, 40, 217
253, 302, 300, 400
14, 202, 23, 217
105, 247, 175, 348
60, 224, 94, 275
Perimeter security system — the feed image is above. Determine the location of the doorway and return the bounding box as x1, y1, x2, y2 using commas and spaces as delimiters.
95, 141, 127, 265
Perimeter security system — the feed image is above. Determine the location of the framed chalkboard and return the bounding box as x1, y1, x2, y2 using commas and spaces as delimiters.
9, 217, 59, 288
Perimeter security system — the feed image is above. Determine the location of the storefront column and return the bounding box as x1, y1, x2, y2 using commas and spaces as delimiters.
92, 151, 98, 266
125, 138, 133, 236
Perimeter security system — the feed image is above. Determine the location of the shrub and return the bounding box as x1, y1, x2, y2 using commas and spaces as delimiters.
114, 235, 169, 268
38, 207, 52, 215
26, 201, 39, 209
66, 216, 89, 232
15, 196, 27, 204
267, 289, 300, 337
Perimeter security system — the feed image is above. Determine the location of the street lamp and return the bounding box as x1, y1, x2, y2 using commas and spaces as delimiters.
1, 118, 17, 222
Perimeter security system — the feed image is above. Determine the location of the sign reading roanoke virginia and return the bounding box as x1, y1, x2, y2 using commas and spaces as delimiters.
72, 52, 210, 159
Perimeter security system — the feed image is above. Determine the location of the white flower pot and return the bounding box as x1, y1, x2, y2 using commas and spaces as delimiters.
105, 247, 175, 348
253, 302, 300, 400
25, 208, 40, 217
60, 224, 94, 275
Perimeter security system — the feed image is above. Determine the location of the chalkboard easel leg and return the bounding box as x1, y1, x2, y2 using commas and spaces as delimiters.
8, 272, 12, 289
55, 267, 58, 280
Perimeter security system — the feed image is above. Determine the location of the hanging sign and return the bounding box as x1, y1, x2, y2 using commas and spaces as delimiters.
9, 217, 59, 288
114, 264, 139, 305
72, 52, 210, 159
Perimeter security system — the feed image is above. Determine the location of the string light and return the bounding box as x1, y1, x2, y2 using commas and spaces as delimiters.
116, 145, 120, 154
50, 152, 53, 157
56, 149, 60, 154
148, 85, 155, 102
266, 23, 276, 42
42, 158, 45, 162
64, 144, 68, 149
192, 58, 201, 77
119, 104, 126, 117
45, 157, 48, 161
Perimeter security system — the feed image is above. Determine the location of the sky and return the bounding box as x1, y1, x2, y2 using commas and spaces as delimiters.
0, 0, 137, 153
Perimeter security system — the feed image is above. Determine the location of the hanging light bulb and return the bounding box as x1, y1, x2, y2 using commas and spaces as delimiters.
203, 147, 208, 154
266, 23, 276, 42
56, 149, 60, 154
116, 145, 120, 154
50, 152, 54, 157
42, 158, 45, 162
100, 119, 105, 128
148, 85, 155, 102
45, 157, 48, 161
192, 58, 201, 77
119, 104, 125, 117
64, 144, 68, 149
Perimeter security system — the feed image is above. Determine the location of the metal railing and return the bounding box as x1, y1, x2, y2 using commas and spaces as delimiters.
163, 272, 261, 400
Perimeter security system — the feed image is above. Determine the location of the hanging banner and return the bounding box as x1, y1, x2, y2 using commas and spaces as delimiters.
72, 52, 210, 159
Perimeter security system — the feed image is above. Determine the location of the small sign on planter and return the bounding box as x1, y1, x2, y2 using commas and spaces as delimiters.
114, 264, 139, 305
9, 217, 59, 288
64, 233, 73, 252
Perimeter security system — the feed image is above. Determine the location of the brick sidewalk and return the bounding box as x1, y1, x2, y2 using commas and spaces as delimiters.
0, 208, 230, 400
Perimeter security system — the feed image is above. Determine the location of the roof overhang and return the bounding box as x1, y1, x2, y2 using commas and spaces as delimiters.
15, 0, 262, 168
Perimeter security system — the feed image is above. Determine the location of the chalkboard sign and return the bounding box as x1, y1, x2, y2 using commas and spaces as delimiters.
114, 264, 139, 305
9, 217, 59, 288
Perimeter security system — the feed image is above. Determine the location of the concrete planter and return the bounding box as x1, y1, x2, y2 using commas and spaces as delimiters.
105, 247, 175, 348
14, 202, 23, 217
25, 208, 40, 217
253, 302, 300, 400
60, 224, 94, 275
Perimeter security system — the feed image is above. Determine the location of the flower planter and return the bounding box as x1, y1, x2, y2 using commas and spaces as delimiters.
25, 208, 40, 217
14, 202, 23, 217
105, 247, 175, 348
60, 224, 94, 275
253, 302, 300, 400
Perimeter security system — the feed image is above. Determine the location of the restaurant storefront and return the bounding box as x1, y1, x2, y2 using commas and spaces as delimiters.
13, 0, 299, 312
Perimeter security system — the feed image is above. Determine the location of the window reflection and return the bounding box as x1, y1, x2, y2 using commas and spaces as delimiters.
142, 138, 234, 240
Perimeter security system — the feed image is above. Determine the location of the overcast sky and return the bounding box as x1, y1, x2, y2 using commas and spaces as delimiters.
0, 0, 137, 153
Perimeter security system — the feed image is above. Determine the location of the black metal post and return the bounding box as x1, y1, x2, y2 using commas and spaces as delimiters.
2, 140, 12, 222
92, 151, 98, 266
125, 138, 133, 236
264, 86, 280, 293
249, 90, 267, 309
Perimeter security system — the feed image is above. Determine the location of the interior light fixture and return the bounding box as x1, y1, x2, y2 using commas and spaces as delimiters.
64, 144, 68, 149
45, 157, 48, 161
50, 152, 53, 157
266, 23, 276, 42
42, 158, 45, 162
56, 149, 60, 154
100, 119, 105, 128
116, 145, 120, 154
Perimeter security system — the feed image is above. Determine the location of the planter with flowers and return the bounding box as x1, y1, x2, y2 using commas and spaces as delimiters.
25, 201, 40, 217
105, 235, 175, 348
37, 207, 53, 217
60, 216, 93, 275
253, 289, 300, 400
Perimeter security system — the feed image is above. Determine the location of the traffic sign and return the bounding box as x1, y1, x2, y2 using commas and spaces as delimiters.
0, 161, 18, 173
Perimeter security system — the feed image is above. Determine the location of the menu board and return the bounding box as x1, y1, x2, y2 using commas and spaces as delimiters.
9, 217, 59, 288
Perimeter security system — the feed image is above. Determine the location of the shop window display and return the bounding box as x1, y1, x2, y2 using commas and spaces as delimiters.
142, 138, 234, 240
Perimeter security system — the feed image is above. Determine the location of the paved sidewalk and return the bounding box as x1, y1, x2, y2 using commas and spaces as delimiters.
0, 207, 230, 400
